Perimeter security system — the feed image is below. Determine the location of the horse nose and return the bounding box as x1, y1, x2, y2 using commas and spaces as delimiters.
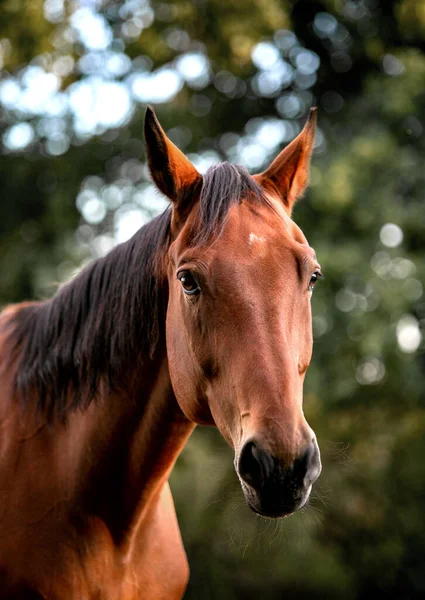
238, 438, 321, 492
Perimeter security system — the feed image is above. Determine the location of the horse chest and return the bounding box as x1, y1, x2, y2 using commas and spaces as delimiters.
0, 483, 187, 600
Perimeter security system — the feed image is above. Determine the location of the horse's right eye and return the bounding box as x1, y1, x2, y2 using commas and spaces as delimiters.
177, 270, 201, 295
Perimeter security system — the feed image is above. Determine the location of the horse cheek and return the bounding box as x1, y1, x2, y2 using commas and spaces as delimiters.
166, 302, 212, 425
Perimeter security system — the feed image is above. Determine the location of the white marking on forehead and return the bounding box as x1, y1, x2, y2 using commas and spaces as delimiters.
248, 232, 266, 245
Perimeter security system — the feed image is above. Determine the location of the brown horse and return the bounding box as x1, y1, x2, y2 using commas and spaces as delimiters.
0, 107, 322, 599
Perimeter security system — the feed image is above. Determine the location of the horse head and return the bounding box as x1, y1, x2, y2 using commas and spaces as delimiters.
145, 107, 321, 518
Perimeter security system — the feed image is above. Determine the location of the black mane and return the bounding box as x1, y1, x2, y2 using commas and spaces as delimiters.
5, 163, 267, 417
193, 163, 267, 244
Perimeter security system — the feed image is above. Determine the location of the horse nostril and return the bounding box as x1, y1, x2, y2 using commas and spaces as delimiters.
294, 439, 321, 486
238, 441, 274, 491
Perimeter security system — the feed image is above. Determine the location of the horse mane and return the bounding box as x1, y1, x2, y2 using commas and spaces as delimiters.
4, 162, 267, 418
192, 162, 268, 245
6, 209, 172, 418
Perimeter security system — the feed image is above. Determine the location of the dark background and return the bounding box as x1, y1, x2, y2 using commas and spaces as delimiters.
1, 0, 424, 598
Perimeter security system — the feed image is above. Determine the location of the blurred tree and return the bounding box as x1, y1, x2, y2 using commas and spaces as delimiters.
0, 0, 424, 598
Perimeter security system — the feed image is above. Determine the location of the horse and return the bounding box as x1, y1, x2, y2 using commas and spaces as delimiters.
0, 106, 322, 599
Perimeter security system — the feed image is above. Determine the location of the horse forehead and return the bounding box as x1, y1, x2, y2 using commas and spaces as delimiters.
172, 198, 310, 263
226, 200, 309, 251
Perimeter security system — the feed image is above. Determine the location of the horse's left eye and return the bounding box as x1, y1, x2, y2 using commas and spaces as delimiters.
177, 270, 201, 295
309, 270, 323, 292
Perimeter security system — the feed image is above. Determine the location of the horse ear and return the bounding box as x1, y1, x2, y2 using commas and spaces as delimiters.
144, 106, 202, 212
254, 108, 316, 215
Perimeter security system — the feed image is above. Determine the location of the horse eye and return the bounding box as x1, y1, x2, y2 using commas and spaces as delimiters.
177, 270, 201, 295
309, 270, 323, 292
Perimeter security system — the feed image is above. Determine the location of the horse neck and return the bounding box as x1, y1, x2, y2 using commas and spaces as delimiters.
0, 212, 196, 547
0, 281, 194, 552
70, 348, 195, 549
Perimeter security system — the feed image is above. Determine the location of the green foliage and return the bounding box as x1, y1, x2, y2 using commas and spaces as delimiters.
1, 0, 424, 598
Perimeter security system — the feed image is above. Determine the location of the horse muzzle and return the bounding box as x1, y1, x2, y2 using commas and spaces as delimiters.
235, 438, 322, 518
